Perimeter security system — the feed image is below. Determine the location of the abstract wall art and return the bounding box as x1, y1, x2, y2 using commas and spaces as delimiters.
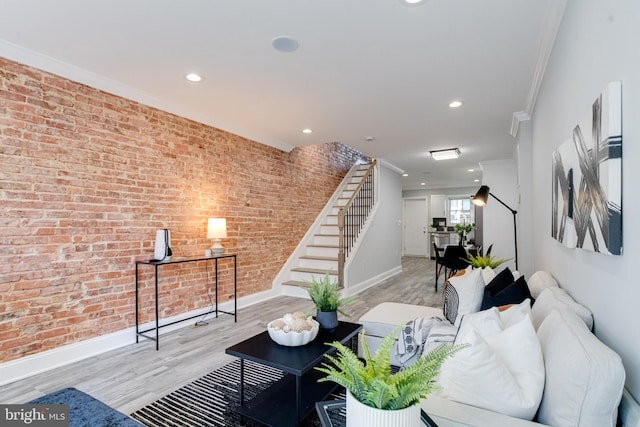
551, 81, 622, 255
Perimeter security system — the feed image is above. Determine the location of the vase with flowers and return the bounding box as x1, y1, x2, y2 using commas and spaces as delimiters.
454, 222, 475, 246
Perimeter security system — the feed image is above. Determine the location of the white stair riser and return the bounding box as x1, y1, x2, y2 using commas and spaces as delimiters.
299, 258, 338, 270
325, 216, 338, 225
306, 246, 339, 257
314, 235, 339, 246
291, 270, 338, 282
320, 225, 339, 234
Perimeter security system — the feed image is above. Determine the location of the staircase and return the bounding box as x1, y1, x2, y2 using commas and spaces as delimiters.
280, 162, 375, 297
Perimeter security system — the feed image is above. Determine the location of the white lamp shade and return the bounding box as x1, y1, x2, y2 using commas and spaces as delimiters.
207, 218, 227, 238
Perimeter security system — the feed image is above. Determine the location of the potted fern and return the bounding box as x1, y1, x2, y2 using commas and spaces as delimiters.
465, 252, 509, 269
316, 329, 463, 427
304, 273, 355, 332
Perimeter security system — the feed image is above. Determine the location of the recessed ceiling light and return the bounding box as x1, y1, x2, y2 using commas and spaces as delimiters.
474, 179, 480, 182
420, 182, 426, 186
430, 148, 460, 161
186, 73, 202, 82
468, 169, 475, 172
302, 128, 312, 134
400, 0, 428, 6
402, 173, 409, 177
272, 36, 299, 53
449, 100, 463, 108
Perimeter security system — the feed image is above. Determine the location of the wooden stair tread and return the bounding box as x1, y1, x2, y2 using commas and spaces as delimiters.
282, 280, 344, 291
300, 255, 338, 261
291, 267, 338, 275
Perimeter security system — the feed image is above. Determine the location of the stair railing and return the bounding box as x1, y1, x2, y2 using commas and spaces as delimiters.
337, 160, 377, 288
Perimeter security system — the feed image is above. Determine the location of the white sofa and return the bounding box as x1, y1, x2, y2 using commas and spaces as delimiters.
358, 271, 626, 427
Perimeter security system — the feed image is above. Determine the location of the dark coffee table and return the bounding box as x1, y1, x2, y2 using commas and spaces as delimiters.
225, 321, 362, 427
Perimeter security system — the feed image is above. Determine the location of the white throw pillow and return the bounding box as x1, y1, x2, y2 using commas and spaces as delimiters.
460, 306, 502, 335
527, 271, 559, 299
481, 266, 496, 284
443, 267, 485, 327
437, 309, 545, 420
532, 287, 593, 331
500, 298, 533, 328
536, 309, 625, 427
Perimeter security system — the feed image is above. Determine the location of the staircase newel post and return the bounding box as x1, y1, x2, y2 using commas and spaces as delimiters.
338, 207, 345, 289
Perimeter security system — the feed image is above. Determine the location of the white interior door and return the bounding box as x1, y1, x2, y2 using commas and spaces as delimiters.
404, 198, 429, 256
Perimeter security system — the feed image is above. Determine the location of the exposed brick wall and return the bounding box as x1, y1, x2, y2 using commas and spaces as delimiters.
0, 57, 368, 363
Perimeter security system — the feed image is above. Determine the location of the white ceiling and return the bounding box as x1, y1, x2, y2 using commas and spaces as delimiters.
0, 0, 563, 190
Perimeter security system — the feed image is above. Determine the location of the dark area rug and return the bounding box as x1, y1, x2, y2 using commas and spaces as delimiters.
29, 387, 143, 427
129, 359, 345, 427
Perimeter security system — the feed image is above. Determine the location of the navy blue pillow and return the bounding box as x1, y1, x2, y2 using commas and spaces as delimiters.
481, 275, 533, 310
484, 267, 514, 296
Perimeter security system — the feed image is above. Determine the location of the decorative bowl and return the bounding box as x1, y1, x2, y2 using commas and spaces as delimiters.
267, 318, 319, 347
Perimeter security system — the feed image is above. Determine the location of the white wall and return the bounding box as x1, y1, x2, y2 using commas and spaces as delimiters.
515, 120, 534, 277
478, 160, 519, 273
347, 163, 403, 286
530, 0, 640, 400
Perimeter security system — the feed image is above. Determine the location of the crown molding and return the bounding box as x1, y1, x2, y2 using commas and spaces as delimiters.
511, 0, 568, 137
510, 110, 532, 138
378, 158, 405, 175
0, 40, 295, 153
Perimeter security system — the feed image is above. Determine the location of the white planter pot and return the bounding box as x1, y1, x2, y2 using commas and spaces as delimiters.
346, 390, 421, 427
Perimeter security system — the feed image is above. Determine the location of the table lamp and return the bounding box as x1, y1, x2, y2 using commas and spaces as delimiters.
207, 218, 227, 256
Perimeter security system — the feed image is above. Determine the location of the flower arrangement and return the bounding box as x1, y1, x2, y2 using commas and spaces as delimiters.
454, 222, 475, 244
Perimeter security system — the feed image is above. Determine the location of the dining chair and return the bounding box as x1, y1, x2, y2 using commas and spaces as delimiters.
485, 243, 493, 257
433, 243, 445, 290
442, 245, 469, 282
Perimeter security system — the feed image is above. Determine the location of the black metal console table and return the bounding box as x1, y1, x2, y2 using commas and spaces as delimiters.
135, 254, 237, 350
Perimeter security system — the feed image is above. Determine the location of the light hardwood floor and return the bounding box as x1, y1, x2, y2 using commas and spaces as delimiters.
0, 257, 441, 415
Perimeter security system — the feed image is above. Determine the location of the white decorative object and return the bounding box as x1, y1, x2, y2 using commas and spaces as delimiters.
153, 229, 171, 261
267, 312, 319, 346
346, 390, 421, 427
207, 218, 227, 256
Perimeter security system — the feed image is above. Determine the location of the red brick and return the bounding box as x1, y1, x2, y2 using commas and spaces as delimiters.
0, 58, 368, 364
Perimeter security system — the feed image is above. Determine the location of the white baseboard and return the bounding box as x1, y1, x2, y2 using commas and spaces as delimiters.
0, 289, 278, 387
344, 266, 403, 297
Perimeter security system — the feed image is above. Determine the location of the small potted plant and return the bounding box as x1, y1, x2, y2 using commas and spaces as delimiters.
304, 273, 356, 331
465, 252, 509, 269
316, 330, 464, 427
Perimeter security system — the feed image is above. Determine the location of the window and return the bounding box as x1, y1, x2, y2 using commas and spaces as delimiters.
448, 197, 473, 225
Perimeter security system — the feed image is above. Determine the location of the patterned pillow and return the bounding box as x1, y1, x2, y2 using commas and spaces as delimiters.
443, 267, 485, 326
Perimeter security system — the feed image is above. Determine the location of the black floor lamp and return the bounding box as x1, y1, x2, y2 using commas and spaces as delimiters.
471, 185, 518, 270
